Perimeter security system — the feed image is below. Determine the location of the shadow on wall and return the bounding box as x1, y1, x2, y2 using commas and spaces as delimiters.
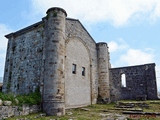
158, 92, 160, 99
0, 83, 2, 92
0, 77, 3, 92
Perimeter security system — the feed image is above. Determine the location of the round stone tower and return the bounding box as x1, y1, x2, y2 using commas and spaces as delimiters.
97, 42, 110, 103
42, 7, 67, 116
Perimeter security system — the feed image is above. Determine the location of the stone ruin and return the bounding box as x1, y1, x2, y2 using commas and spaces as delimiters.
2, 7, 159, 116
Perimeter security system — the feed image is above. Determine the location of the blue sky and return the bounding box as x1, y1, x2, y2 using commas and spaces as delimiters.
0, 0, 160, 92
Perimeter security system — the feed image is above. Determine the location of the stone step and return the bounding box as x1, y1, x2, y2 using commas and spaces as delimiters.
110, 108, 143, 112
122, 111, 160, 115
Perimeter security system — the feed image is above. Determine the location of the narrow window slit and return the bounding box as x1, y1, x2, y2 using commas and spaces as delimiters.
72, 64, 76, 74
82, 67, 85, 76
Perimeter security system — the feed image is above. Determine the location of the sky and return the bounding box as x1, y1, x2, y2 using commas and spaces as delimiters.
0, 0, 160, 92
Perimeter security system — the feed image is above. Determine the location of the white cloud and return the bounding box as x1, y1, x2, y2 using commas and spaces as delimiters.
31, 0, 160, 26
108, 41, 118, 52
0, 24, 12, 76
120, 48, 154, 65
0, 24, 12, 50
150, 1, 160, 22
108, 38, 128, 52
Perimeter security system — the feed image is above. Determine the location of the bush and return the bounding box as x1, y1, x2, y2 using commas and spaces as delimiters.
17, 89, 41, 106
0, 89, 41, 106
0, 92, 15, 103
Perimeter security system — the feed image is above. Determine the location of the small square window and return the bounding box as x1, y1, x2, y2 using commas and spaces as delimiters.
82, 67, 85, 76
72, 64, 76, 74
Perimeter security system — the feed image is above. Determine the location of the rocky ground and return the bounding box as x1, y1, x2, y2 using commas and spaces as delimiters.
6, 100, 160, 120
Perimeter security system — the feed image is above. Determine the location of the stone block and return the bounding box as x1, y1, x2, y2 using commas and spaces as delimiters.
3, 101, 12, 106
0, 99, 3, 106
29, 105, 41, 113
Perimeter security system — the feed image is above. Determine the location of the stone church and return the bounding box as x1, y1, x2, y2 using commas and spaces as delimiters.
2, 7, 158, 116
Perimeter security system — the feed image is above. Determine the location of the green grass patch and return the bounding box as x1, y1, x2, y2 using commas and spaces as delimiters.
3, 99, 160, 120
5, 101, 160, 120
0, 88, 41, 106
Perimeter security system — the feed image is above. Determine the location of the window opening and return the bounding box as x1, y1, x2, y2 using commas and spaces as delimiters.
72, 64, 76, 74
82, 67, 85, 76
121, 73, 126, 87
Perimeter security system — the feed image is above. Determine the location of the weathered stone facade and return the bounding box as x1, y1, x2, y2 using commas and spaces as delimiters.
3, 7, 110, 115
97, 43, 110, 103
3, 21, 44, 95
2, 7, 158, 116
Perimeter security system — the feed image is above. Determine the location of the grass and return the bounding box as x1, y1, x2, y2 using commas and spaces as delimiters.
7, 104, 116, 120
119, 100, 160, 113
0, 88, 41, 106
3, 100, 160, 120
6, 103, 125, 120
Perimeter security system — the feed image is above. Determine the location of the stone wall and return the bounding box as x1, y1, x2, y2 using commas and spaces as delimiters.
3, 22, 44, 95
65, 38, 91, 108
110, 63, 158, 102
2, 7, 109, 116
42, 7, 67, 116
3, 9, 99, 106
0, 105, 41, 119
66, 18, 99, 104
2, 7, 159, 117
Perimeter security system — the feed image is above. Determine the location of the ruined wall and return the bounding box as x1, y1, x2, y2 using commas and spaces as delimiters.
110, 63, 158, 101
65, 19, 99, 104
3, 22, 44, 94
0, 105, 41, 119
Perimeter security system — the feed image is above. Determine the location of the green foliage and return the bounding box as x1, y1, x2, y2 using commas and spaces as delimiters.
0, 92, 15, 102
17, 89, 41, 106
6, 101, 160, 120
0, 88, 41, 106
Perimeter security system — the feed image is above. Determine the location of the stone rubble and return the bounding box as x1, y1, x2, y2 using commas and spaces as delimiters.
3, 101, 12, 106
0, 104, 41, 119
0, 99, 2, 106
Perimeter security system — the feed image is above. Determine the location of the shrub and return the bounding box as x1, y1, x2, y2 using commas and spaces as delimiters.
0, 88, 41, 106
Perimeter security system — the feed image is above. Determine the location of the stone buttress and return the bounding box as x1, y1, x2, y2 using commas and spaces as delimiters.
97, 42, 110, 103
42, 7, 67, 116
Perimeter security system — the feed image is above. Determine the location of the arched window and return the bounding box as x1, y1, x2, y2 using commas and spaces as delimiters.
121, 73, 126, 87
